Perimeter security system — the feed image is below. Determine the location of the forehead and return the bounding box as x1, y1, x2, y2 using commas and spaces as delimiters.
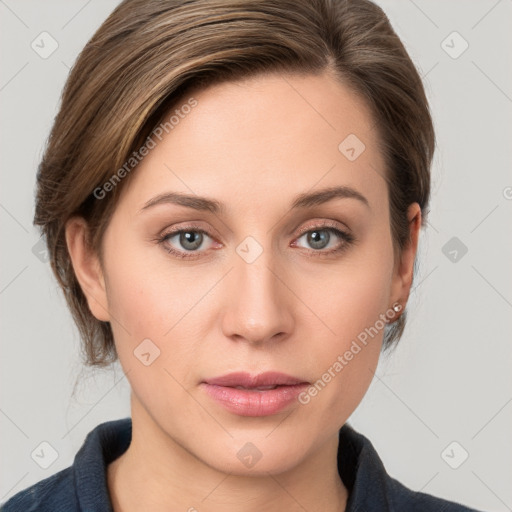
118, 71, 387, 216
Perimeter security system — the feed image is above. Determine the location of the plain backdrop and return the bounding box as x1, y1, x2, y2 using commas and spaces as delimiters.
1, 1, 511, 510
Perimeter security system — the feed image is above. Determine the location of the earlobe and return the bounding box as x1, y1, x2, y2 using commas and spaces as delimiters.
65, 217, 110, 322
390, 203, 422, 313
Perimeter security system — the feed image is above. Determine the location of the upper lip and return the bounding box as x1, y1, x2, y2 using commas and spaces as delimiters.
203, 371, 309, 388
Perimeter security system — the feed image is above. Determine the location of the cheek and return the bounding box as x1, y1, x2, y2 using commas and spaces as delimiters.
102, 253, 206, 420
301, 234, 394, 344
105, 267, 167, 340
101, 231, 223, 379
294, 236, 394, 419
100, 228, 174, 354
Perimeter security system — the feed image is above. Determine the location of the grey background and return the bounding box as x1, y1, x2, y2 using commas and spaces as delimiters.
1, 1, 511, 510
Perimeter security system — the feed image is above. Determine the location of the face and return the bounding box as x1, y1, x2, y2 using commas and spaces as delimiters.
69, 70, 418, 476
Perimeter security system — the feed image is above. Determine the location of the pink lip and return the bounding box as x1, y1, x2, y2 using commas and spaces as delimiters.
201, 372, 309, 417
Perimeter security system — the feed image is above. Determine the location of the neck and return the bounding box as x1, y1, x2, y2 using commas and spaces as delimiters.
107, 395, 348, 512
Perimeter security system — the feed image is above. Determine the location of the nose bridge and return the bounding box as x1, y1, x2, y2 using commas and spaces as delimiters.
221, 234, 293, 343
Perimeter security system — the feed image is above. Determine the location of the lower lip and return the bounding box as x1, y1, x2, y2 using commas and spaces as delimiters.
200, 383, 309, 417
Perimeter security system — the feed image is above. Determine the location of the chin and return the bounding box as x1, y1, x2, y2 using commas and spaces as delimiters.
197, 434, 310, 477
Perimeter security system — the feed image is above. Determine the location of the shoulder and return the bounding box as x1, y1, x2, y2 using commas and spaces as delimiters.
339, 423, 483, 512
1, 417, 131, 512
386, 474, 482, 511
0, 467, 76, 512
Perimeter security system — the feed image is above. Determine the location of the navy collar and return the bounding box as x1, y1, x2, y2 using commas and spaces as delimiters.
338, 422, 393, 510
73, 418, 132, 511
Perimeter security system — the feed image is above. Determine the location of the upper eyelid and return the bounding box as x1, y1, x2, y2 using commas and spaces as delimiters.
295, 220, 349, 235
161, 222, 215, 237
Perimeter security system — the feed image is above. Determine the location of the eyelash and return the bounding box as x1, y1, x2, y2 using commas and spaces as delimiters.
156, 221, 355, 260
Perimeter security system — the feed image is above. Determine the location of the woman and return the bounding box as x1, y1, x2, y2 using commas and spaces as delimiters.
1, 0, 483, 510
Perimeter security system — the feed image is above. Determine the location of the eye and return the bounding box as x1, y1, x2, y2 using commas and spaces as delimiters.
292, 223, 354, 255
158, 225, 218, 259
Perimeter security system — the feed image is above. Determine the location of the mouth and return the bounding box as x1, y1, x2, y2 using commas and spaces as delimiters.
200, 371, 310, 417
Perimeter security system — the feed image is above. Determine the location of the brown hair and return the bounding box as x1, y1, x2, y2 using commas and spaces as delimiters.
34, 0, 434, 367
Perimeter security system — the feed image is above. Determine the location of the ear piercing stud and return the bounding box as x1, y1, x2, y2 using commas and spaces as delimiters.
393, 303, 401, 312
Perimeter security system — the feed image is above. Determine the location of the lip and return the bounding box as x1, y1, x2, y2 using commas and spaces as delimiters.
201, 372, 309, 417
203, 371, 308, 388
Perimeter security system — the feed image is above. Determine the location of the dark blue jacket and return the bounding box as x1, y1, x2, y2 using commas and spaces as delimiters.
1, 418, 482, 511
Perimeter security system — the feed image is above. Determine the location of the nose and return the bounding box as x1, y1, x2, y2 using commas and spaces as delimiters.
220, 243, 295, 346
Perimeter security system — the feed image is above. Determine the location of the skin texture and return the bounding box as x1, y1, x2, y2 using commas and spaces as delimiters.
66, 70, 421, 512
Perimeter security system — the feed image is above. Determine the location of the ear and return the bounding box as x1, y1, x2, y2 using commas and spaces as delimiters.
65, 217, 110, 322
389, 203, 422, 311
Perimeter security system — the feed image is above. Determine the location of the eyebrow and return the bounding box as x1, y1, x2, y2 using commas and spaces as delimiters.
139, 185, 370, 214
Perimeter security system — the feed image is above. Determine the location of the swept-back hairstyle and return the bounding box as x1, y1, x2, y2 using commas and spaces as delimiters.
34, 0, 434, 366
